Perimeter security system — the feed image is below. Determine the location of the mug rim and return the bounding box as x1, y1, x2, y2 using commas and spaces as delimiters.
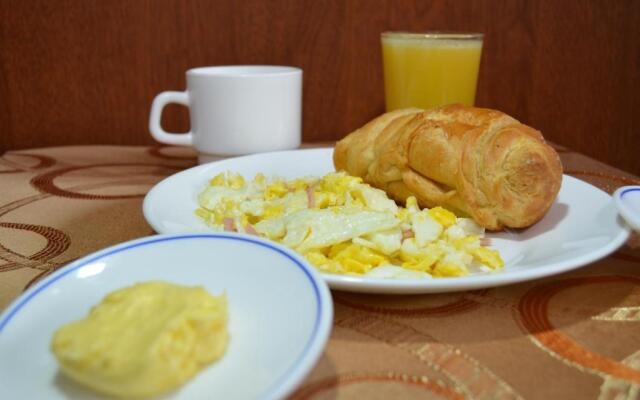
187, 65, 302, 77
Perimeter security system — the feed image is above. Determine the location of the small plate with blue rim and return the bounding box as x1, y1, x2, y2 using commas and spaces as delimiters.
613, 186, 640, 231
0, 233, 333, 399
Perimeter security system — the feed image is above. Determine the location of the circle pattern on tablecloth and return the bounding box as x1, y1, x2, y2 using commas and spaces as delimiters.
290, 372, 464, 399
30, 163, 185, 199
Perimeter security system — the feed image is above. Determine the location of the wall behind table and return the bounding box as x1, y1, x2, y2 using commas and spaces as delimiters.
1, 0, 639, 174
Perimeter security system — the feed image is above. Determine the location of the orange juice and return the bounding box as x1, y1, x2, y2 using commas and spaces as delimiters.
381, 32, 483, 111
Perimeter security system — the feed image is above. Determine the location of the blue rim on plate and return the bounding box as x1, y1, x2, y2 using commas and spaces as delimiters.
613, 185, 640, 231
0, 233, 333, 400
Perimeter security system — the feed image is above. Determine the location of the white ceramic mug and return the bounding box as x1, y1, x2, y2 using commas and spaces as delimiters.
149, 65, 302, 163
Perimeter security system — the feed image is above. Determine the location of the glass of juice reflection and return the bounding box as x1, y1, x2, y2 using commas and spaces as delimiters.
381, 32, 483, 111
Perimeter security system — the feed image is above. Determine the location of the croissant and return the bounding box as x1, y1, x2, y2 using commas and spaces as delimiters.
333, 104, 563, 230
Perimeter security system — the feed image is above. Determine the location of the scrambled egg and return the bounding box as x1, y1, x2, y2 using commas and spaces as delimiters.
197, 171, 504, 278
51, 281, 228, 398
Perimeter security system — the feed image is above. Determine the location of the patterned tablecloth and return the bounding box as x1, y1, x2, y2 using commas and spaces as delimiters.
1, 144, 640, 399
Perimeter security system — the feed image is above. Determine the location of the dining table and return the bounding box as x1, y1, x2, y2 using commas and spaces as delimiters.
1, 142, 639, 400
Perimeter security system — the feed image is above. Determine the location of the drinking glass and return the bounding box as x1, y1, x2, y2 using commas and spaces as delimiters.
381, 32, 483, 111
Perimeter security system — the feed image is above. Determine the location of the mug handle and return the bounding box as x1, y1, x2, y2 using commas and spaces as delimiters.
148, 91, 193, 146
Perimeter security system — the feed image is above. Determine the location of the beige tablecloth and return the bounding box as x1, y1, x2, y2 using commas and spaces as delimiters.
1, 144, 640, 399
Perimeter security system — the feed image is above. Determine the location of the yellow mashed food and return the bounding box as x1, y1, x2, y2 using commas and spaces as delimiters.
196, 171, 504, 278
51, 281, 228, 398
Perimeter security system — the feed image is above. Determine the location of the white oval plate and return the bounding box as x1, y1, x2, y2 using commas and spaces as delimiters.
0, 233, 333, 399
143, 148, 631, 294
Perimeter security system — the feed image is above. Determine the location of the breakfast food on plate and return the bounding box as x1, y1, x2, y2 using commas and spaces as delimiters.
197, 171, 503, 278
51, 281, 228, 398
333, 104, 563, 230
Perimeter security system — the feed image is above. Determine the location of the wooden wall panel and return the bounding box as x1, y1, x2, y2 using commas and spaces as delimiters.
1, 0, 639, 174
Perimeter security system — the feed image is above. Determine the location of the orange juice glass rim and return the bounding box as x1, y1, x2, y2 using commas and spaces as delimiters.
381, 32, 483, 41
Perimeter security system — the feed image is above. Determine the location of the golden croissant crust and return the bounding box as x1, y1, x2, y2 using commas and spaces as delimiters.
333, 104, 563, 230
